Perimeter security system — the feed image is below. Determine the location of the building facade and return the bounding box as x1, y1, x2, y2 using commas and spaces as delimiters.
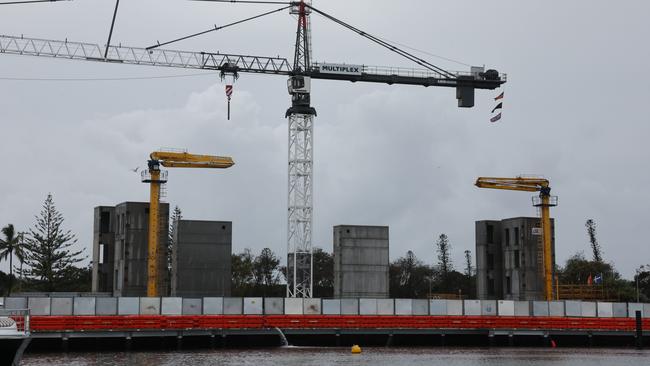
476, 217, 555, 301
92, 202, 169, 296
171, 220, 232, 297
333, 225, 389, 299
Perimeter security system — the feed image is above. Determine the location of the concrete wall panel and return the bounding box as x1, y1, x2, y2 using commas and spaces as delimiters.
359, 299, 378, 315
322, 299, 341, 315
447, 300, 463, 316
395, 299, 413, 315
565, 301, 582, 317
532, 301, 549, 317
429, 300, 447, 316
223, 298, 243, 315
612, 303, 627, 318
514, 301, 530, 316
51, 298, 73, 316
139, 297, 161, 315
74, 297, 96, 316
412, 299, 428, 315
4, 297, 27, 310
304, 299, 321, 315
498, 300, 515, 316
284, 298, 303, 315
581, 302, 597, 317
182, 298, 202, 315
118, 297, 139, 315
244, 298, 263, 315
203, 297, 224, 315
464, 300, 481, 316
28, 298, 51, 316
549, 301, 565, 317
481, 300, 497, 316
597, 302, 613, 318
161, 298, 183, 315
377, 299, 394, 315
264, 298, 284, 315
96, 297, 117, 315
341, 299, 359, 315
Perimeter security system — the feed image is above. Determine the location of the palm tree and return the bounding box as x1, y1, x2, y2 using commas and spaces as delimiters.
0, 224, 22, 296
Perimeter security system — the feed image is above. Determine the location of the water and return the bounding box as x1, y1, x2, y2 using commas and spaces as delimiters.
21, 348, 650, 366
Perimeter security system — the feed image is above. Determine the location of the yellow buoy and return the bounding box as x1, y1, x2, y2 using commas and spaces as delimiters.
351, 345, 362, 354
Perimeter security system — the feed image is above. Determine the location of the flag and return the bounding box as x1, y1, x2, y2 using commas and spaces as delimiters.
495, 92, 504, 101
594, 273, 603, 285
491, 102, 503, 113
490, 113, 502, 123
587, 274, 593, 285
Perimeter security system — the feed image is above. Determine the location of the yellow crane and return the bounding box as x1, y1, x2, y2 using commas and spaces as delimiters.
142, 150, 235, 297
475, 177, 558, 300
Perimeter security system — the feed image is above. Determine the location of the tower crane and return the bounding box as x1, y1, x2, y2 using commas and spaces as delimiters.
0, 0, 506, 298
475, 177, 558, 301
142, 150, 235, 296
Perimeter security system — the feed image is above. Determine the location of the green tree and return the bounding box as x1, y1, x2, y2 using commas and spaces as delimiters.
0, 224, 25, 296
231, 248, 254, 295
390, 251, 434, 298
436, 234, 453, 291
253, 248, 281, 287
312, 248, 334, 298
167, 206, 182, 293
464, 250, 473, 277
20, 194, 86, 291
585, 219, 603, 262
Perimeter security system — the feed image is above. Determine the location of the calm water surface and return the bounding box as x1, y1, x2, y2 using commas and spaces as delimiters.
21, 347, 650, 366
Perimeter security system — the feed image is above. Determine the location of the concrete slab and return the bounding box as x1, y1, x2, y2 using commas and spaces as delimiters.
341, 299, 359, 315
28, 297, 51, 316
514, 301, 530, 316
429, 300, 447, 316
303, 298, 321, 315
161, 298, 183, 315
322, 299, 341, 315
96, 297, 118, 316
612, 303, 627, 318
565, 301, 582, 317
549, 301, 565, 317
597, 302, 614, 318
446, 300, 463, 316
264, 298, 284, 315
51, 297, 73, 316
223, 298, 243, 315
464, 300, 481, 316
139, 297, 161, 315
481, 300, 497, 316
581, 302, 597, 317
359, 299, 378, 315
4, 297, 27, 310
284, 298, 303, 315
202, 297, 224, 315
395, 299, 413, 315
74, 297, 96, 316
243, 298, 263, 315
377, 299, 394, 315
498, 300, 515, 316
628, 303, 644, 318
182, 298, 202, 315
118, 297, 139, 315
533, 301, 549, 317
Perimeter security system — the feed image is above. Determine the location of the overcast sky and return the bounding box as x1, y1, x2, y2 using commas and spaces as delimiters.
0, 0, 648, 279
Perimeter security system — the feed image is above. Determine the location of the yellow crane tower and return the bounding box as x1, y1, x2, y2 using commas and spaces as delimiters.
141, 150, 235, 297
475, 177, 558, 301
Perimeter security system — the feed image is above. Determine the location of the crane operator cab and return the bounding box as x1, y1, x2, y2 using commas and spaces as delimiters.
287, 75, 316, 116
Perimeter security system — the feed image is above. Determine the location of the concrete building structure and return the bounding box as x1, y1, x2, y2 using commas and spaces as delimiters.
476, 217, 555, 301
92, 202, 169, 296
333, 225, 389, 299
171, 220, 232, 297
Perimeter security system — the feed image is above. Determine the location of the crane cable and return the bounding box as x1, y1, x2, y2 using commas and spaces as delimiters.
0, 0, 70, 5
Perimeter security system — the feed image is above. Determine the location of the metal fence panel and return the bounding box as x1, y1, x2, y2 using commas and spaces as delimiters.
96, 297, 118, 315
28, 297, 51, 316
565, 300, 582, 317
73, 297, 96, 316
341, 299, 359, 315
161, 298, 182, 315
322, 299, 341, 315
284, 298, 303, 315
4, 297, 27, 310
243, 298, 263, 315
182, 298, 202, 315
118, 297, 139, 315
412, 299, 429, 315
597, 302, 613, 318
223, 298, 243, 315
377, 299, 394, 315
264, 298, 284, 315
549, 301, 565, 317
203, 297, 224, 315
514, 301, 530, 316
464, 300, 481, 316
447, 300, 463, 316
51, 297, 73, 316
429, 300, 447, 316
395, 299, 413, 315
303, 298, 321, 315
139, 297, 161, 315
360, 299, 378, 315
498, 300, 515, 316
612, 303, 627, 318
481, 300, 497, 316
581, 302, 597, 317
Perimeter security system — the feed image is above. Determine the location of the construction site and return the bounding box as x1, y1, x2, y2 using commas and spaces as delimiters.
0, 0, 649, 362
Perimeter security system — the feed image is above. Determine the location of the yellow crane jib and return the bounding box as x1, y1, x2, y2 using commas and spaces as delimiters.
142, 151, 234, 297
475, 177, 558, 301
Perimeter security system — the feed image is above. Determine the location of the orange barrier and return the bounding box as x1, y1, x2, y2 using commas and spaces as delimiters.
29, 315, 650, 333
